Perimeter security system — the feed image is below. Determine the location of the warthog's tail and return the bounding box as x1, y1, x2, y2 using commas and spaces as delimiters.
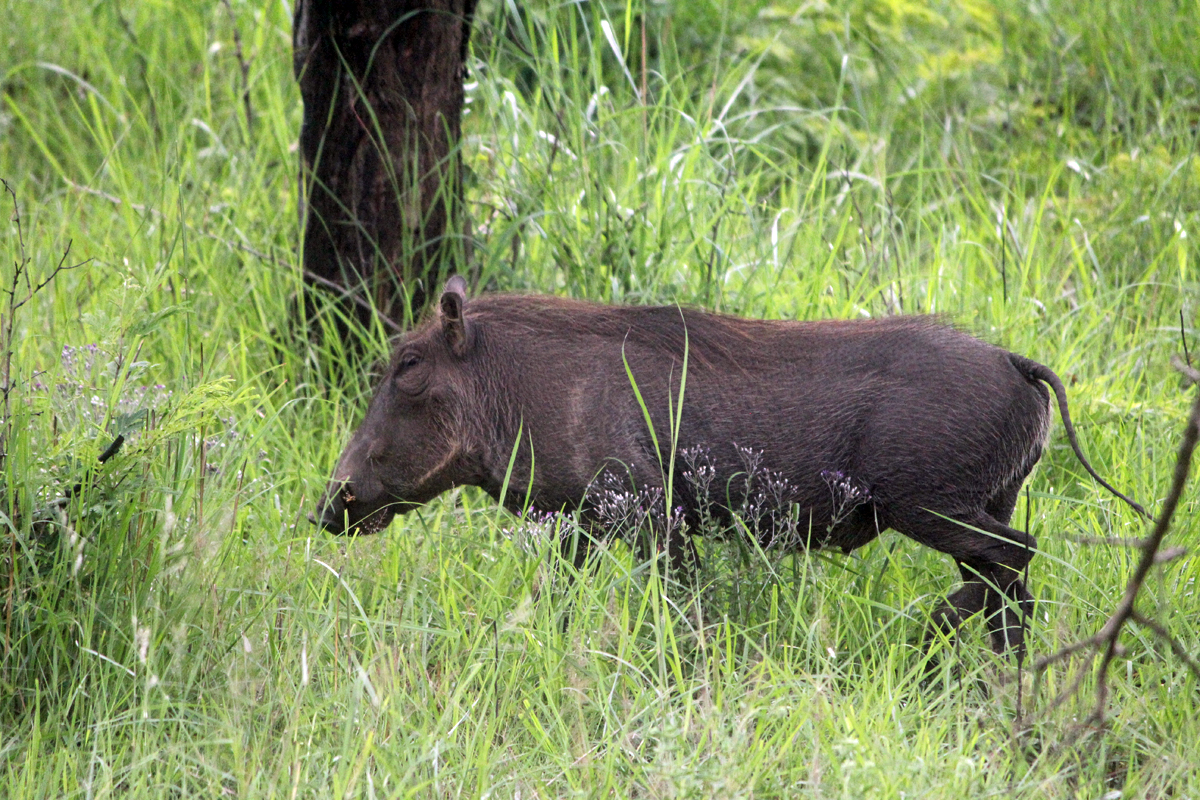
1009, 353, 1152, 521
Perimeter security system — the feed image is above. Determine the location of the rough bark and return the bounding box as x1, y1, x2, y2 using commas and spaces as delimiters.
293, 0, 476, 325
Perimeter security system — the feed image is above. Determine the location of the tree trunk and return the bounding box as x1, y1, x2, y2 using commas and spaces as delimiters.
293, 0, 476, 326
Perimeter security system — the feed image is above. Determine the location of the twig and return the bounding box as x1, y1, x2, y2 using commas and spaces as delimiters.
300, 268, 404, 334
1181, 309, 1191, 367
2, 179, 27, 446
1152, 545, 1187, 565
1178, 359, 1200, 386
3, 179, 30, 659
10, 240, 91, 315
1036, 635, 1100, 672
1060, 532, 1145, 548
3, 180, 94, 660
62, 178, 403, 334
1129, 610, 1200, 681
2, 183, 88, 450
64, 178, 161, 218
1040, 654, 1098, 716
1035, 354, 1200, 729
220, 0, 254, 131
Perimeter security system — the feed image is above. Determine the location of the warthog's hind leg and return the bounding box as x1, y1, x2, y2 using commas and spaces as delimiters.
893, 508, 1037, 656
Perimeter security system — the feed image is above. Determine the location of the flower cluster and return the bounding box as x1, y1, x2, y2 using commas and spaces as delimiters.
680, 445, 718, 530
34, 344, 172, 428
819, 469, 872, 529
580, 447, 876, 555
732, 445, 808, 548
505, 508, 565, 556
586, 468, 687, 549
60, 342, 99, 373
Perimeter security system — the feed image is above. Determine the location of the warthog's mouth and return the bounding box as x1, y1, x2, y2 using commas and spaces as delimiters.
342, 497, 423, 535
314, 489, 419, 535
352, 507, 396, 536
313, 501, 400, 536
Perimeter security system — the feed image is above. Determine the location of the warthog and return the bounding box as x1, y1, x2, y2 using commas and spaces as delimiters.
317, 277, 1147, 652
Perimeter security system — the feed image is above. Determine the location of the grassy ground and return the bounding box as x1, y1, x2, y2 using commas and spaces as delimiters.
2, 0, 1198, 796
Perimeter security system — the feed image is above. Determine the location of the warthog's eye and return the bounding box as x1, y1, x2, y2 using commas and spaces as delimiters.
392, 350, 429, 396
396, 352, 422, 373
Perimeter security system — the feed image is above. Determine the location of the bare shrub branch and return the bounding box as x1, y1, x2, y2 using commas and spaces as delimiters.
62, 178, 403, 335
1060, 532, 1145, 548
220, 0, 254, 130
1034, 355, 1200, 730
3, 181, 88, 454
1129, 610, 1200, 681
2, 180, 94, 659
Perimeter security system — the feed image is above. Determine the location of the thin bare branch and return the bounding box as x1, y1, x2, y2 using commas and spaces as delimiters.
10, 240, 92, 314
1176, 357, 1200, 387
1035, 634, 1101, 672
2, 179, 29, 463
221, 0, 254, 130
3, 179, 27, 267
1034, 354, 1200, 729
1129, 610, 1200, 682
62, 178, 403, 334
1060, 532, 1146, 548
1152, 545, 1187, 565
64, 179, 161, 217
301, 269, 404, 334
1040, 656, 1098, 715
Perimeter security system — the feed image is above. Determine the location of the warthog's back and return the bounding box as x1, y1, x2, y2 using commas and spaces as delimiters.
465, 296, 1052, 533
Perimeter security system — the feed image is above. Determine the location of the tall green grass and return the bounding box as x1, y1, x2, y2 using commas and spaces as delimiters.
2, 0, 1198, 796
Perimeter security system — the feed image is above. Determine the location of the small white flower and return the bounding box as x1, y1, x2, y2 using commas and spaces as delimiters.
136, 626, 151, 665
1065, 158, 1090, 180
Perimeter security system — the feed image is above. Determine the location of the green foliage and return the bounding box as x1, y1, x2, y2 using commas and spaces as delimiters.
1, 0, 1199, 797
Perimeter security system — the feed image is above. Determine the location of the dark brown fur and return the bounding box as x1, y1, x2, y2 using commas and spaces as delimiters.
317, 278, 1146, 653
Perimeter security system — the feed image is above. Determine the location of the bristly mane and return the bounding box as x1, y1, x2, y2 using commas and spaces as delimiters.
468, 294, 761, 369
462, 294, 942, 370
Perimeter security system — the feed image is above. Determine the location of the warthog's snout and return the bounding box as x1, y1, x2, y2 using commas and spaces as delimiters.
315, 480, 351, 532
315, 473, 397, 536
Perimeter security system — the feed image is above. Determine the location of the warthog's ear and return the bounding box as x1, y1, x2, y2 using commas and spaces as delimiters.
439, 275, 470, 355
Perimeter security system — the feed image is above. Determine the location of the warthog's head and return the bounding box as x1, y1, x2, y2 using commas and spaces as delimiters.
316, 277, 475, 534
